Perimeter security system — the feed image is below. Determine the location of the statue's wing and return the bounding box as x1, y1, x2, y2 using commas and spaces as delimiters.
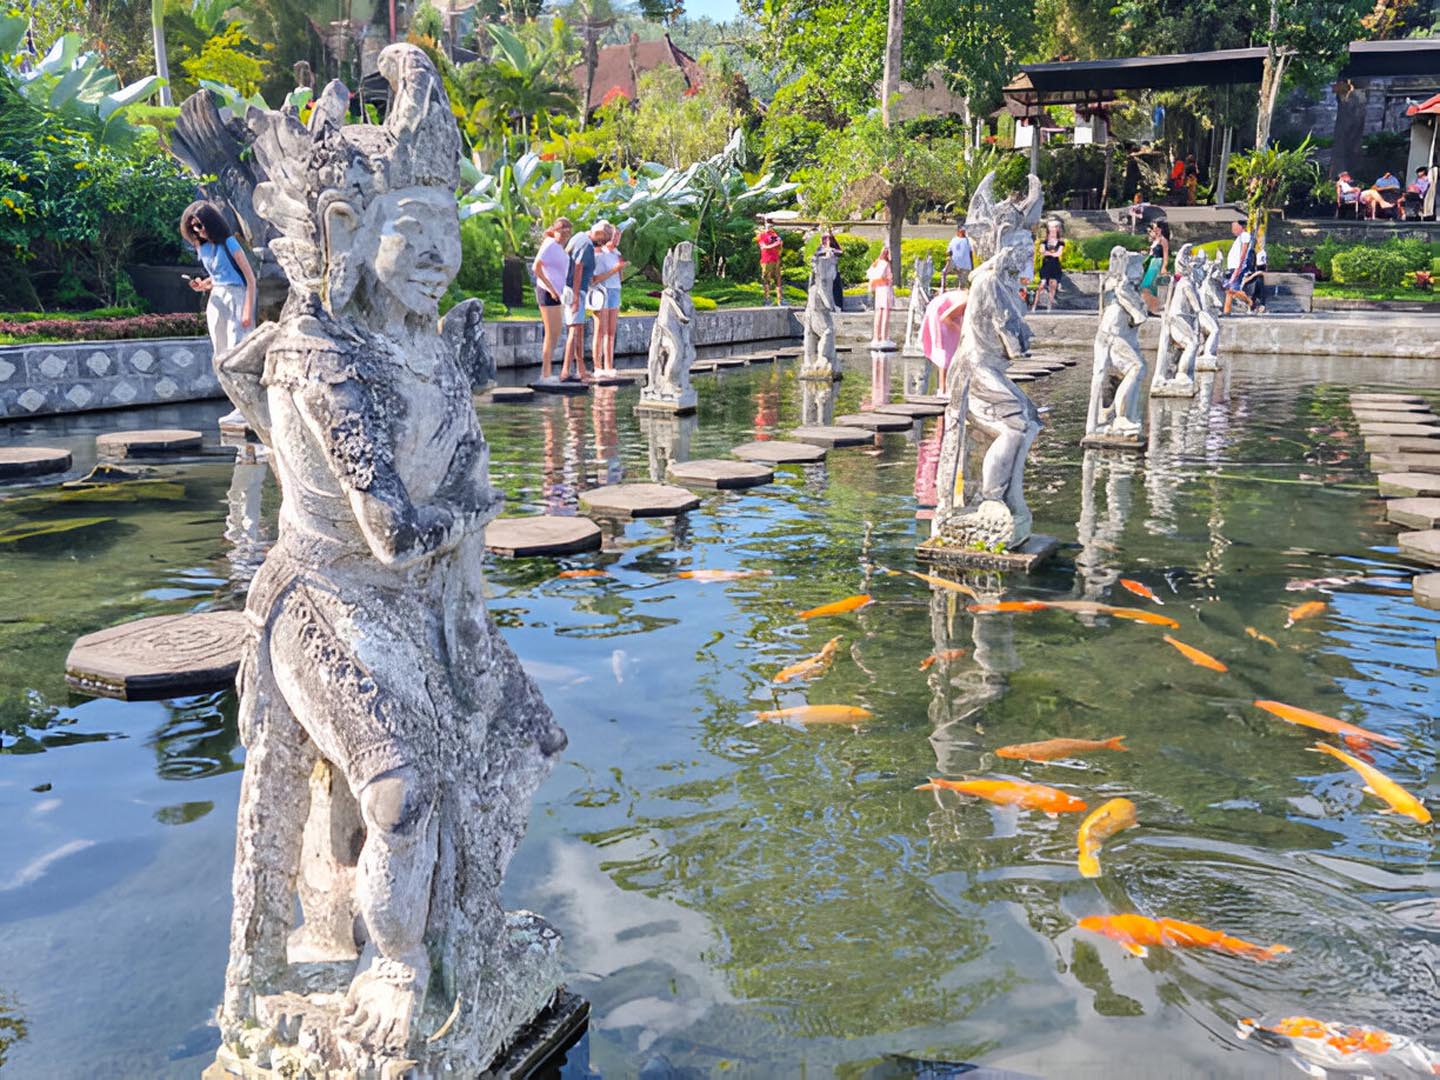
965, 172, 998, 235
171, 90, 271, 249
440, 298, 496, 393
1018, 173, 1045, 230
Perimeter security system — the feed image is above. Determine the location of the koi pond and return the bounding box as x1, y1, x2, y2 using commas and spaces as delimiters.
1, 346, 1436, 1079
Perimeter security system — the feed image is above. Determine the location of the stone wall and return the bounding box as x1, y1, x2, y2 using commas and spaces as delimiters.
0, 306, 801, 421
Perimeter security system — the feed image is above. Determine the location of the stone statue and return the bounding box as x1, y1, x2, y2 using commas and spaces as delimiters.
801, 250, 840, 380
1150, 242, 1202, 398
903, 255, 934, 355
209, 46, 568, 1076
1083, 246, 1149, 446
932, 172, 1044, 550
1195, 253, 1225, 371
637, 242, 698, 414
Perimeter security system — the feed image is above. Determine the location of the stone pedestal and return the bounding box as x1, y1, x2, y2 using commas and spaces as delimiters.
634, 390, 697, 416
916, 532, 1060, 573
1080, 433, 1145, 452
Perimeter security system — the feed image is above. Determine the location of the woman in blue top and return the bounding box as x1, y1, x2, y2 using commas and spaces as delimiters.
181, 201, 258, 427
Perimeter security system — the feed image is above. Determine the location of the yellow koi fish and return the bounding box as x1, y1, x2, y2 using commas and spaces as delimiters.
1286, 600, 1327, 628
918, 647, 968, 671
1253, 700, 1400, 748
556, 569, 608, 579
1107, 607, 1181, 629
798, 594, 873, 619
995, 735, 1127, 762
1308, 743, 1430, 823
905, 570, 980, 600
677, 569, 772, 582
773, 637, 841, 683
1245, 626, 1278, 647
1162, 634, 1229, 673
753, 704, 873, 725
1077, 798, 1138, 878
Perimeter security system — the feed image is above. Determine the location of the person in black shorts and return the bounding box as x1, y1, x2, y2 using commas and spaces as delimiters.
1033, 220, 1065, 312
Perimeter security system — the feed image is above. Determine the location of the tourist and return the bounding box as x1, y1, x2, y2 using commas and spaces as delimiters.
1374, 170, 1401, 194
1140, 220, 1170, 316
918, 288, 967, 375
943, 224, 973, 289
1242, 238, 1268, 315
532, 216, 572, 380
180, 200, 257, 429
561, 220, 608, 382
1359, 184, 1403, 221
1222, 218, 1254, 315
590, 224, 624, 374
1169, 155, 1186, 199
1335, 171, 1361, 216
818, 228, 844, 308
757, 218, 784, 305
1184, 162, 1199, 206
866, 245, 895, 346
1032, 220, 1065, 312
1406, 166, 1430, 217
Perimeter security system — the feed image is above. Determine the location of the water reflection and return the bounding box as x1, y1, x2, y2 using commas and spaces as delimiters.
591, 386, 624, 486
864, 351, 891, 410
638, 412, 695, 482
541, 400, 593, 514
925, 580, 1016, 776
149, 690, 240, 781
222, 445, 273, 593
800, 379, 836, 427
1075, 450, 1136, 601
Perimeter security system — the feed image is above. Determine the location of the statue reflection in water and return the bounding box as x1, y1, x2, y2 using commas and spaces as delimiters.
800, 379, 836, 427
1075, 450, 1137, 603
223, 444, 274, 593
923, 579, 1018, 779
639, 410, 697, 482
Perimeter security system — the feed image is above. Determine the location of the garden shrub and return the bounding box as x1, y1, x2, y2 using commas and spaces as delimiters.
0, 312, 206, 341
898, 238, 949, 283
1331, 247, 1408, 289
799, 232, 872, 284
454, 216, 504, 295
1386, 237, 1432, 271
1076, 232, 1147, 269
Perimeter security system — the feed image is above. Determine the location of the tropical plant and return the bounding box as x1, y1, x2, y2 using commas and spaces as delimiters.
1230, 136, 1318, 247
180, 22, 269, 99
457, 21, 578, 156
458, 150, 566, 256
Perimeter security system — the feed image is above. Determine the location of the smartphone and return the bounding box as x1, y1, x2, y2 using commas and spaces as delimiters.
180, 273, 193, 281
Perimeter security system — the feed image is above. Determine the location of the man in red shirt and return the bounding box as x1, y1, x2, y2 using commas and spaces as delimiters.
756, 218, 783, 305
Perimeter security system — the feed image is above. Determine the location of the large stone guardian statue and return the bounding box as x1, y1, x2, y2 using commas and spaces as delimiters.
926, 173, 1047, 561
1082, 246, 1149, 448
637, 242, 698, 414
1150, 243, 1202, 397
903, 255, 935, 355
209, 46, 568, 1077
801, 249, 840, 380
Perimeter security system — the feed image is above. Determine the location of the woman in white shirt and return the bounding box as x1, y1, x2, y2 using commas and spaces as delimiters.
532, 217, 572, 380
589, 226, 624, 374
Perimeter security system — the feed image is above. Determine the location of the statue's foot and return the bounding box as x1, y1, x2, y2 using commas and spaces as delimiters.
1110, 417, 1142, 437
334, 950, 430, 1064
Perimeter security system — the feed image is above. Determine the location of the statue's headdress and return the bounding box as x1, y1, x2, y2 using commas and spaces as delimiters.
965, 171, 1044, 265
245, 44, 461, 311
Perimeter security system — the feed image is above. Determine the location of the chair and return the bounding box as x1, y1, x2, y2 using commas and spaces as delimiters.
1335, 181, 1361, 219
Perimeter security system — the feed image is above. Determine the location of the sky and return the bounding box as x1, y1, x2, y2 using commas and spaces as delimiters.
682, 0, 741, 22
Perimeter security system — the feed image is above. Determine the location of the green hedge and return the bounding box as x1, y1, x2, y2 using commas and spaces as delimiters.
1331, 247, 1409, 289
1075, 232, 1148, 270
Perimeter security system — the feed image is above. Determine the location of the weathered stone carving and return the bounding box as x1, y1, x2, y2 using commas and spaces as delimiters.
1083, 246, 1149, 446
637, 242, 698, 414
800, 250, 840, 380
931, 173, 1044, 550
1150, 243, 1202, 397
1195, 253, 1225, 371
903, 255, 934, 355
209, 46, 567, 1077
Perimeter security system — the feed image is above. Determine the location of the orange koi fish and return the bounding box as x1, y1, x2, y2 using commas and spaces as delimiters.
1285, 600, 1327, 628
1245, 626, 1278, 647
1309, 743, 1431, 824
773, 637, 841, 683
1119, 579, 1164, 605
967, 601, 1051, 614
915, 778, 1088, 816
1077, 913, 1290, 961
1106, 607, 1181, 629
799, 594, 873, 619
753, 704, 872, 725
995, 735, 1128, 762
1237, 1016, 1440, 1075
1252, 700, 1400, 749
677, 569, 772, 582
556, 568, 608, 578
905, 569, 980, 600
918, 648, 968, 671
1162, 634, 1229, 673
1076, 798, 1138, 879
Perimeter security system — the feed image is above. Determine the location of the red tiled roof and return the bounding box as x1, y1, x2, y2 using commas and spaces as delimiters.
1407, 92, 1440, 117
572, 34, 702, 114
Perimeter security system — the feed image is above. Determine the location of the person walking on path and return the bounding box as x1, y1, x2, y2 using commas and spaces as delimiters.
1032, 220, 1065, 312
943, 225, 973, 290
757, 218, 784, 305
561, 220, 609, 382
591, 225, 625, 374
532, 217, 572, 380
181, 201, 257, 429
1222, 218, 1255, 315
867, 245, 895, 347
1140, 220, 1170, 316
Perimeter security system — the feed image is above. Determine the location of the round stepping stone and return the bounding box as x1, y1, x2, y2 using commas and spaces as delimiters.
485, 515, 601, 557
876, 401, 945, 418
1386, 498, 1440, 529
96, 428, 203, 458
580, 482, 700, 518
486, 386, 536, 403
530, 378, 588, 395
666, 459, 773, 489
1378, 473, 1440, 498
1398, 529, 1440, 566
65, 610, 247, 701
1353, 410, 1438, 426
1358, 423, 1440, 438
905, 394, 949, 406
835, 412, 914, 433
1371, 453, 1440, 475
0, 446, 72, 480
1414, 572, 1440, 610
731, 440, 827, 464
788, 425, 874, 448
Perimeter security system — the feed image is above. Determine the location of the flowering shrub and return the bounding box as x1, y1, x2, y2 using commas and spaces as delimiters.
0, 313, 206, 342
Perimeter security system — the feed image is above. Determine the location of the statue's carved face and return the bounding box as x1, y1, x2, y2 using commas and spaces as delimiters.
999, 236, 1030, 278
365, 188, 461, 317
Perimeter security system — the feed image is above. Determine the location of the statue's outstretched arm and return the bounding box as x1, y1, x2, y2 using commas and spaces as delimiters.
1117, 280, 1148, 325
217, 322, 280, 444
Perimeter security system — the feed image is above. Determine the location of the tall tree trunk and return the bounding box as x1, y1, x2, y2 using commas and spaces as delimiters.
881, 0, 903, 127
1253, 0, 1286, 149
1330, 79, 1367, 179
886, 184, 909, 281
151, 0, 172, 106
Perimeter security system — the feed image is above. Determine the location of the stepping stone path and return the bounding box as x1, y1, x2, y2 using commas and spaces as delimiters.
0, 446, 71, 480
666, 459, 774, 489
485, 386, 536, 403
1358, 423, 1440, 438
1011, 373, 1036, 383
96, 429, 203, 458
485, 515, 601, 557
1352, 410, 1439, 426
1352, 401, 1432, 414
1029, 353, 1078, 367
1350, 393, 1425, 405
731, 440, 827, 464
1398, 529, 1440, 567
788, 425, 875, 448
65, 610, 247, 701
1371, 453, 1440, 475
1377, 473, 1440, 498
580, 482, 700, 518
691, 360, 720, 374
905, 394, 949, 407
835, 413, 913, 433
876, 401, 946, 418
1365, 436, 1440, 454
592, 371, 642, 385
1415, 573, 1440, 610
1386, 498, 1440, 529
530, 378, 588, 395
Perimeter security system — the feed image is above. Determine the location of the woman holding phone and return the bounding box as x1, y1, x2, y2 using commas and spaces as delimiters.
180, 201, 257, 428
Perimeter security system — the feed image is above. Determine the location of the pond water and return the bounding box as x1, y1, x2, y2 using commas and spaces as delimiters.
0, 345, 1437, 1079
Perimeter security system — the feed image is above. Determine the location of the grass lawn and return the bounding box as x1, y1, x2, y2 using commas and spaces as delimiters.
1313, 282, 1440, 304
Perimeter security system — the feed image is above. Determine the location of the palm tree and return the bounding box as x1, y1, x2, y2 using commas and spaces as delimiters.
468, 23, 578, 154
